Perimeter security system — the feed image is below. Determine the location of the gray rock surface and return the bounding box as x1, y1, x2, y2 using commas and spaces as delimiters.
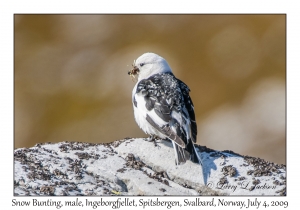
14, 138, 286, 196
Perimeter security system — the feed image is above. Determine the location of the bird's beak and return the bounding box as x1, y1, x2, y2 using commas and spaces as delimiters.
128, 65, 139, 82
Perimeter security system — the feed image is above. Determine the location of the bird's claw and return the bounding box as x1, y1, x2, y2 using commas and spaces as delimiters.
147, 135, 161, 149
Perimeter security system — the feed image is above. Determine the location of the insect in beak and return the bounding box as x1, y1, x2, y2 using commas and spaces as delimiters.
128, 60, 139, 82
128, 72, 136, 82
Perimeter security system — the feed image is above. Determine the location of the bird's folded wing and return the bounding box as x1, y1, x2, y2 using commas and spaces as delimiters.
145, 114, 185, 148
135, 73, 195, 148
178, 79, 197, 143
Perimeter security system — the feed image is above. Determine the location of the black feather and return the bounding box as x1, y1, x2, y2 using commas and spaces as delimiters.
135, 72, 199, 164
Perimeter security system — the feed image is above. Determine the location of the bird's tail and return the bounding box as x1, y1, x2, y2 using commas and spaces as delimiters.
186, 140, 203, 165
172, 140, 202, 165
172, 141, 189, 165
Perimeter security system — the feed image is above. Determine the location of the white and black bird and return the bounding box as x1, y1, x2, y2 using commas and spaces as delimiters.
128, 52, 202, 165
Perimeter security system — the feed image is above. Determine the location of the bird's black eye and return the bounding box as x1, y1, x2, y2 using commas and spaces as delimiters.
140, 63, 145, 67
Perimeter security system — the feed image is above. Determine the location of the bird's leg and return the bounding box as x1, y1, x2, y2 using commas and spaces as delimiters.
147, 135, 161, 148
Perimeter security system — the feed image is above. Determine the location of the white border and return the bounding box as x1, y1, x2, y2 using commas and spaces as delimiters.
1, 0, 299, 209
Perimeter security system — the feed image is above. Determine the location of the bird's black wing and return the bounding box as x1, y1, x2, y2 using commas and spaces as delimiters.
177, 79, 197, 143
134, 72, 196, 147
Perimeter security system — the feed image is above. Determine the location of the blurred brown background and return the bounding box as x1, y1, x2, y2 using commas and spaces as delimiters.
14, 14, 286, 164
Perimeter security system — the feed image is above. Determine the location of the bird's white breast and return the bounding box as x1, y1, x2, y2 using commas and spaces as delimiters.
132, 83, 166, 139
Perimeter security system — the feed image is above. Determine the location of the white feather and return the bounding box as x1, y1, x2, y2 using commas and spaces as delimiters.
130, 52, 201, 165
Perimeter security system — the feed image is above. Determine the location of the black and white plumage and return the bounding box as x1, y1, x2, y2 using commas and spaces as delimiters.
128, 52, 202, 165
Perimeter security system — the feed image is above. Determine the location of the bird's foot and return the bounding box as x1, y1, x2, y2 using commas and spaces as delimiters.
146, 135, 161, 149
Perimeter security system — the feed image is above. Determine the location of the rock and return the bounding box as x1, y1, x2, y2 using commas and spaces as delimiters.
14, 138, 285, 196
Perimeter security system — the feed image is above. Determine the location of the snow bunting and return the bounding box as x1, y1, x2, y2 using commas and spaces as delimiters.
128, 52, 202, 165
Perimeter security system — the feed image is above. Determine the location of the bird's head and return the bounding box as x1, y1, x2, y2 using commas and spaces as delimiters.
128, 52, 172, 81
